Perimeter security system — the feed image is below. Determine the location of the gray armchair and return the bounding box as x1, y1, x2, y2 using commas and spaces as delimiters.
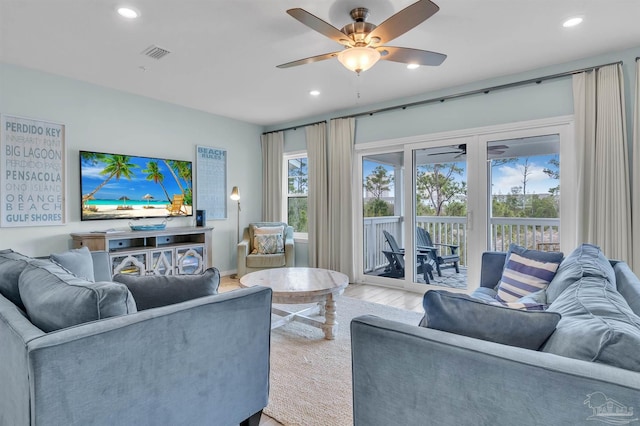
237, 222, 295, 278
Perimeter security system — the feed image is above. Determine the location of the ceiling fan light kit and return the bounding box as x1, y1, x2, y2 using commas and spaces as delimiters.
278, 0, 446, 74
337, 47, 381, 74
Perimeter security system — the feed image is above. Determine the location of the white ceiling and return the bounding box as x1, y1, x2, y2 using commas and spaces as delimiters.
2, 0, 640, 127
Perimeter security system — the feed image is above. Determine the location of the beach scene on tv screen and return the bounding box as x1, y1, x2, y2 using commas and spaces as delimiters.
80, 152, 192, 220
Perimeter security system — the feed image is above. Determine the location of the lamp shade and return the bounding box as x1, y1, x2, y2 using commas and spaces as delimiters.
337, 47, 381, 74
230, 186, 240, 201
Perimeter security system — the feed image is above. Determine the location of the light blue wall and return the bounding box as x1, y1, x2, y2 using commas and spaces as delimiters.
0, 63, 263, 274
353, 79, 573, 143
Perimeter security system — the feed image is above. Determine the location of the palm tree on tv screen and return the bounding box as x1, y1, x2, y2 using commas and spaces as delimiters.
164, 160, 192, 205
142, 161, 171, 202
178, 162, 193, 205
82, 155, 138, 205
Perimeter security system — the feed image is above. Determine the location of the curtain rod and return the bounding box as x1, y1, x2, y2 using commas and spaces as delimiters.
264, 60, 622, 134
338, 60, 622, 120
262, 119, 326, 135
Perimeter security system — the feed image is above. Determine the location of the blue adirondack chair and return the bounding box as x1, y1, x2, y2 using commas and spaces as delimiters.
416, 227, 460, 277
382, 230, 433, 283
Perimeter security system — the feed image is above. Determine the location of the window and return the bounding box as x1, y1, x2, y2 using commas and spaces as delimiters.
284, 153, 308, 235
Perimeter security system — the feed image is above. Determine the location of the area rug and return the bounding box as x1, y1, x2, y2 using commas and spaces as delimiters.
264, 297, 424, 426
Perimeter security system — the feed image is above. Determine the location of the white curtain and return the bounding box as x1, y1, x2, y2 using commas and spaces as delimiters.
306, 123, 330, 268
261, 131, 284, 221
633, 60, 640, 272
328, 118, 355, 280
572, 63, 632, 262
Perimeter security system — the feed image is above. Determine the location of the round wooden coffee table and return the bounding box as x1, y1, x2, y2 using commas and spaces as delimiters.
239, 267, 349, 340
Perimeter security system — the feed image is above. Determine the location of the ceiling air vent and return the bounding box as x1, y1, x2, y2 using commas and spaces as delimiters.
141, 45, 171, 60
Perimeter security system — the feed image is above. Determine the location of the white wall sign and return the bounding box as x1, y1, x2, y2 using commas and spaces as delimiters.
196, 145, 227, 220
1, 115, 65, 227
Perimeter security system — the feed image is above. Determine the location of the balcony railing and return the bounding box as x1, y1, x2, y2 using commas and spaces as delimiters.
363, 216, 560, 273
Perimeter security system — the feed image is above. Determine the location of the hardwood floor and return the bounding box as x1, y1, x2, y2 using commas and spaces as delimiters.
219, 275, 426, 425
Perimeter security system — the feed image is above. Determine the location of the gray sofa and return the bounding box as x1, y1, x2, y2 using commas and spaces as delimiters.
352, 246, 640, 426
0, 249, 272, 426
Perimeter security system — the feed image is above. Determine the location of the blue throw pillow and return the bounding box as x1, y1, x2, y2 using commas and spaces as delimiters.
0, 250, 33, 310
421, 290, 561, 350
50, 246, 95, 282
113, 267, 220, 310
18, 260, 137, 332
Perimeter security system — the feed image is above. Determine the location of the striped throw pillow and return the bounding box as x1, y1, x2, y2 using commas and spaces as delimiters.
496, 252, 560, 303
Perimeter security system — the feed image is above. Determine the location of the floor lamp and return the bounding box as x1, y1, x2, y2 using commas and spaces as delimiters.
230, 186, 241, 279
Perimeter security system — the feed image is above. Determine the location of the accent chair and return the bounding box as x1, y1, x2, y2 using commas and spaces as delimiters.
237, 222, 295, 278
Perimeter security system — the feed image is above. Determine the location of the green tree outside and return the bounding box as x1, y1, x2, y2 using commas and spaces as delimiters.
363, 165, 394, 217
416, 162, 466, 216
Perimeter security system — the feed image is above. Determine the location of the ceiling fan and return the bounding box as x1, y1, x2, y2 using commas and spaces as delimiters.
428, 144, 509, 158
277, 0, 446, 74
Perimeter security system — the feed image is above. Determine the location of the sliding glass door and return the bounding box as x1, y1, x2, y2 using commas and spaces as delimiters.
360, 150, 405, 288
412, 142, 469, 289
486, 135, 560, 253
354, 117, 575, 290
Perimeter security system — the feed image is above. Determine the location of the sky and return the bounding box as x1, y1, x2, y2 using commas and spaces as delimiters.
363, 153, 558, 196
80, 154, 192, 201
490, 155, 557, 195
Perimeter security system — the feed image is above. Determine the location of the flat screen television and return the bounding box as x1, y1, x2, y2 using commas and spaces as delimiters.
80, 150, 193, 221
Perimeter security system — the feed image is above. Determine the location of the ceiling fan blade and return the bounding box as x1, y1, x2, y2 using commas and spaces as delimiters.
287, 8, 351, 45
378, 46, 446, 66
276, 52, 340, 69
367, 0, 439, 45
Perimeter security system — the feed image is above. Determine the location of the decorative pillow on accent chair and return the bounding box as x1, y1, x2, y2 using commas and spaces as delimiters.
18, 260, 137, 332
420, 290, 561, 350
113, 267, 220, 310
251, 226, 284, 254
495, 244, 563, 304
255, 233, 284, 254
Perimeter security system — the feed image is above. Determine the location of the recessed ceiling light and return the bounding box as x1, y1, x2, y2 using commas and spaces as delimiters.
310, 90, 320, 96
562, 16, 583, 27
407, 64, 420, 70
117, 7, 140, 19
